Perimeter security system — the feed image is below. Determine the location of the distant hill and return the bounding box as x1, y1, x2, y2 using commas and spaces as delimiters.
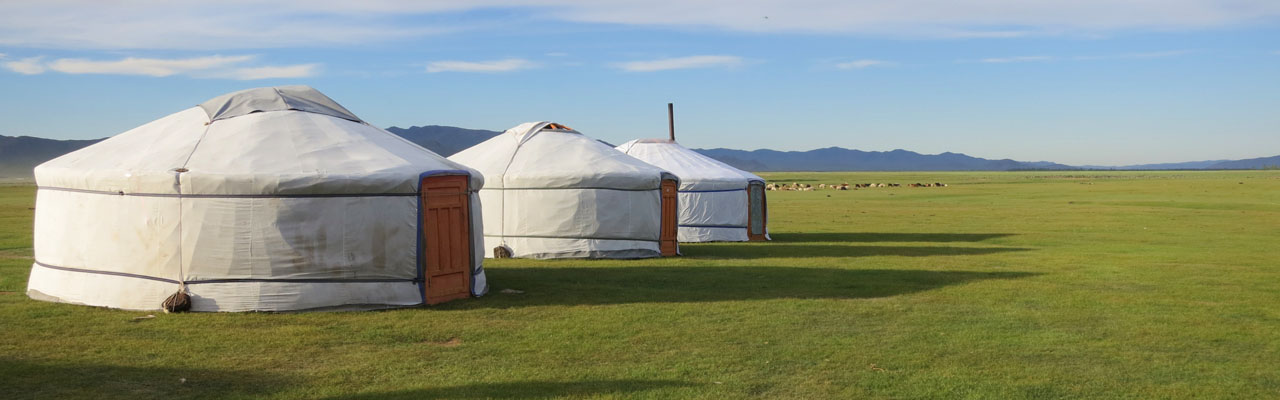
691, 147, 1076, 171
2, 127, 1277, 177
1208, 155, 1280, 169
385, 125, 500, 157
0, 135, 104, 178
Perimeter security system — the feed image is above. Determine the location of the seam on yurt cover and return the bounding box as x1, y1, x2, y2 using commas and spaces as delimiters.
678, 224, 747, 229
494, 122, 548, 246
172, 121, 213, 290
34, 261, 420, 285
35, 261, 181, 284
479, 186, 660, 192
679, 188, 747, 193
34, 187, 418, 198
185, 277, 417, 284
482, 234, 661, 243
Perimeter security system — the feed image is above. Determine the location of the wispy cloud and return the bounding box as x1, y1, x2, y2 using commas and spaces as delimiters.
962, 50, 1194, 64
48, 55, 253, 77
977, 56, 1054, 63
615, 55, 743, 72
547, 1, 1280, 36
4, 55, 318, 80
3, 56, 46, 74
5, 2, 1280, 50
545, 52, 569, 57
1, 2, 1279, 49
215, 64, 321, 80
1073, 50, 1192, 60
425, 58, 537, 73
836, 59, 894, 69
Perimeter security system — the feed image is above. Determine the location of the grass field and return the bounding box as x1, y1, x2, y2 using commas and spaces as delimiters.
2, 171, 1279, 399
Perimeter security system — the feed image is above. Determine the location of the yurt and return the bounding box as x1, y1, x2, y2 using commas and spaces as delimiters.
28, 86, 487, 312
448, 122, 679, 259
616, 139, 769, 242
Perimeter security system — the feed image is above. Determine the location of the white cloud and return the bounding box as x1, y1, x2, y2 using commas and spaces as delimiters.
0, 53, 6, 59
544, 1, 1280, 36
425, 58, 537, 73
977, 56, 1054, 63
4, 54, 318, 80
0, 2, 448, 50
3, 56, 46, 74
218, 64, 320, 80
615, 55, 743, 72
48, 55, 253, 77
836, 59, 894, 69
4, 1, 1277, 49
545, 52, 569, 57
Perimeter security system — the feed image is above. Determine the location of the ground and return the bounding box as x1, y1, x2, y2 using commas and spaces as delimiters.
1, 171, 1278, 399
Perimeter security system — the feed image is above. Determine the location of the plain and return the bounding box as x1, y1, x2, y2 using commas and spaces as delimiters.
1, 171, 1278, 399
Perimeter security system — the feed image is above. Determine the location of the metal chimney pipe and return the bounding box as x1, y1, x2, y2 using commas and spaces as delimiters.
667, 103, 675, 142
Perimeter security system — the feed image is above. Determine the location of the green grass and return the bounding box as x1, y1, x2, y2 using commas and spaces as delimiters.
2, 171, 1279, 399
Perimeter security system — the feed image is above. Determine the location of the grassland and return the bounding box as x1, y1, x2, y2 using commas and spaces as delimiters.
2, 171, 1278, 399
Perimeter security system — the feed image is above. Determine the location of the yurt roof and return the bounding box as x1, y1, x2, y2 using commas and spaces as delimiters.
199, 85, 362, 123
35, 86, 478, 196
448, 121, 676, 190
617, 139, 762, 191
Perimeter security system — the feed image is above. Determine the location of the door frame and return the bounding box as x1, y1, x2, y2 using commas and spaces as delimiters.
747, 181, 768, 241
659, 179, 680, 256
418, 172, 474, 305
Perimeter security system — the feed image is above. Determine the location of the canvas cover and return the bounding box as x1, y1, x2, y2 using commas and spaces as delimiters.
616, 139, 768, 242
28, 86, 488, 312
448, 122, 677, 259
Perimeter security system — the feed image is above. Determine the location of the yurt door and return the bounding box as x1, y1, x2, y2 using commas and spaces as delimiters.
659, 179, 680, 256
747, 181, 768, 241
421, 175, 473, 305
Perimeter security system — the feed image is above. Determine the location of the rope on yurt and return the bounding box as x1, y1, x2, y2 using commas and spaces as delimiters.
162, 165, 192, 313
491, 123, 542, 257
162, 120, 214, 312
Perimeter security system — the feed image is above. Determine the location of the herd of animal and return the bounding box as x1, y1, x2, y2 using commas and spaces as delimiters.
765, 182, 949, 191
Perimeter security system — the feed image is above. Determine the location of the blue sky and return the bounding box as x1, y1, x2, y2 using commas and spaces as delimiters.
1, 1, 1277, 166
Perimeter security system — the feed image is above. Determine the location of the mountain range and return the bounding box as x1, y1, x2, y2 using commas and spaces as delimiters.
0, 135, 105, 178
1, 126, 1276, 178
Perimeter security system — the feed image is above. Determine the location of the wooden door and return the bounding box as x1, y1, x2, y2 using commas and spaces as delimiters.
747, 182, 768, 241
421, 175, 472, 305
659, 179, 679, 256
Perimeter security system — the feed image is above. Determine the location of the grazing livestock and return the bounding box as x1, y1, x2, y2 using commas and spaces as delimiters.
764, 180, 944, 191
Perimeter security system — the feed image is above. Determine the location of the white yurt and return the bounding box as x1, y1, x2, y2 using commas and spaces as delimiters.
448, 122, 680, 259
616, 139, 769, 242
28, 86, 487, 312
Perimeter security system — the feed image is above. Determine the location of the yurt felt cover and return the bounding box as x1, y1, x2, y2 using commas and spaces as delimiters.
617, 139, 768, 242
449, 122, 678, 259
28, 86, 488, 312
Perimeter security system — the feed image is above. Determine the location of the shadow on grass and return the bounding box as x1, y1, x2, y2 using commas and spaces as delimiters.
1, 358, 292, 399
770, 232, 1015, 243
454, 267, 1038, 308
325, 379, 693, 399
680, 244, 1031, 259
